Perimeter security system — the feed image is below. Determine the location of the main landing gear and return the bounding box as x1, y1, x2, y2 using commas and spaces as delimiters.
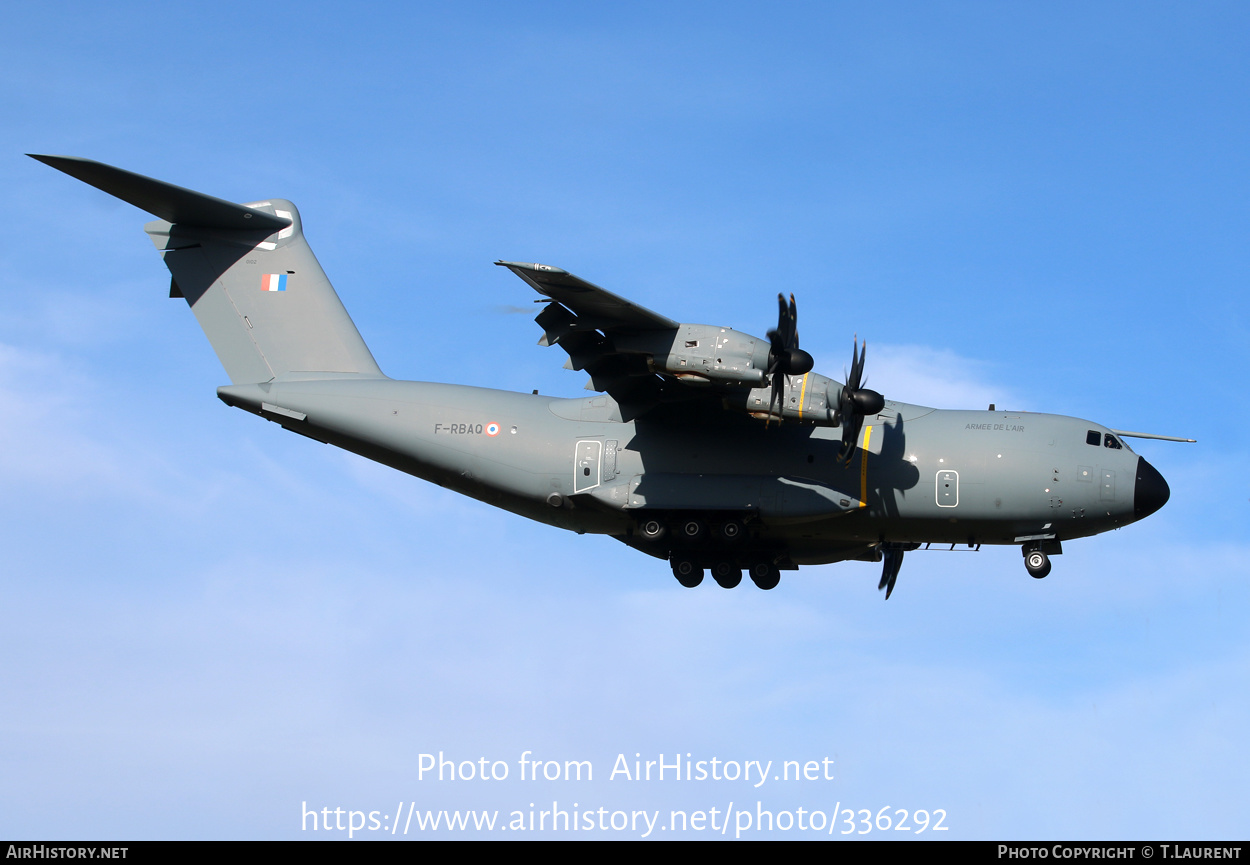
671, 556, 780, 590
671, 557, 703, 588
649, 515, 782, 590
748, 562, 781, 591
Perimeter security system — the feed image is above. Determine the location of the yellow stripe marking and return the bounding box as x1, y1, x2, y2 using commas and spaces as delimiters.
859, 424, 873, 507
798, 373, 809, 420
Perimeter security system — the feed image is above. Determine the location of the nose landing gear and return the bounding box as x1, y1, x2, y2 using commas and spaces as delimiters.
1024, 549, 1051, 579
1020, 538, 1061, 579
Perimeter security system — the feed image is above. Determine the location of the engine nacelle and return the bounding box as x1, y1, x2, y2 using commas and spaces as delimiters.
723, 372, 842, 425
618, 324, 769, 387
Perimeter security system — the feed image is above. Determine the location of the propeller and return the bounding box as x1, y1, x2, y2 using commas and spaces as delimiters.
835, 337, 885, 464
878, 545, 905, 600
765, 293, 814, 420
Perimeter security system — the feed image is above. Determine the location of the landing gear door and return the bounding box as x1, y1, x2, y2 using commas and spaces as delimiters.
575, 440, 603, 493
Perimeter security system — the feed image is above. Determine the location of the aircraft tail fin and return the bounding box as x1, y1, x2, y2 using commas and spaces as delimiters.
32, 155, 384, 384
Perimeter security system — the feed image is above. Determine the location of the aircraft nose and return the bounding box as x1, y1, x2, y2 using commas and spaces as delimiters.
1133, 456, 1170, 520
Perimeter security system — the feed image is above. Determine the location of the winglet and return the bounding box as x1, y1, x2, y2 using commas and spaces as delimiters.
29, 154, 291, 232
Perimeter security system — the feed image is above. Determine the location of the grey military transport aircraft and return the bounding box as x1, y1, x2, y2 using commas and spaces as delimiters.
33, 155, 1193, 597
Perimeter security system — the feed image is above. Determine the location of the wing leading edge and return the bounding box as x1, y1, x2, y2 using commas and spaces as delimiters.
495, 261, 678, 332
497, 261, 693, 417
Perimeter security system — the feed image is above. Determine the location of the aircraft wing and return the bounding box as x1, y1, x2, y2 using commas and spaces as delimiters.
496, 261, 694, 417
495, 261, 678, 332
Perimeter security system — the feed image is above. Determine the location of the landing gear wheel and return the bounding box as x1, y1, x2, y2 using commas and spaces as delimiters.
672, 558, 703, 588
1025, 550, 1051, 579
681, 519, 707, 543
639, 518, 667, 542
748, 562, 780, 590
719, 520, 744, 542
711, 560, 742, 589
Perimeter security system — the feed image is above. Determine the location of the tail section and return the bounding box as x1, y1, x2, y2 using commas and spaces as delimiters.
32, 155, 384, 384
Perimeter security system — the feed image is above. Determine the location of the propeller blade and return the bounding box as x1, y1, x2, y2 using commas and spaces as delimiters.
837, 338, 884, 464
767, 294, 789, 356
768, 371, 785, 421
878, 546, 904, 599
840, 415, 863, 465
846, 337, 865, 390
764, 293, 810, 423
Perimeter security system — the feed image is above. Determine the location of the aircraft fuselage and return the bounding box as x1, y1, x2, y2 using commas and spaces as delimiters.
217, 378, 1166, 566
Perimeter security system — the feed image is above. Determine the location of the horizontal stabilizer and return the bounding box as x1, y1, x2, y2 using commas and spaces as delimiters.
28, 154, 291, 232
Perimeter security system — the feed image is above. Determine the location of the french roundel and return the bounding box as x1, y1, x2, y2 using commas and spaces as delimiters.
485, 422, 500, 437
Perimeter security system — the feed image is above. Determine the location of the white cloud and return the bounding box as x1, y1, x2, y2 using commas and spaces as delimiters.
0, 343, 133, 491
816, 343, 1017, 412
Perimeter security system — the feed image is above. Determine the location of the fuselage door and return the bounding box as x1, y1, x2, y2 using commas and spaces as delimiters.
575, 439, 603, 493
936, 470, 959, 507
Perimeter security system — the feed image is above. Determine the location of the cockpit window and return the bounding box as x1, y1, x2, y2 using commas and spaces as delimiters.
1086, 430, 1101, 446
1104, 433, 1123, 449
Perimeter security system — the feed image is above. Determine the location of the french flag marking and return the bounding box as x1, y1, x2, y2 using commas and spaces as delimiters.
261, 273, 288, 292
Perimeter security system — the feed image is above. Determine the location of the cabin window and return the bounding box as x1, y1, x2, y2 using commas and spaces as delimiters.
1086, 430, 1101, 446
1104, 433, 1123, 450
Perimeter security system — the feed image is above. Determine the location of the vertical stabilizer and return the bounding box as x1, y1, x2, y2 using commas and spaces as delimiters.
32, 155, 384, 384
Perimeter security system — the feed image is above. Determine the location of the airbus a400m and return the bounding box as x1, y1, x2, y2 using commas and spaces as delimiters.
35, 155, 1191, 597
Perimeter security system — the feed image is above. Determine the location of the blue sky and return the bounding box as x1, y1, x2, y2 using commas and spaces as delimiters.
1, 1, 1247, 840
